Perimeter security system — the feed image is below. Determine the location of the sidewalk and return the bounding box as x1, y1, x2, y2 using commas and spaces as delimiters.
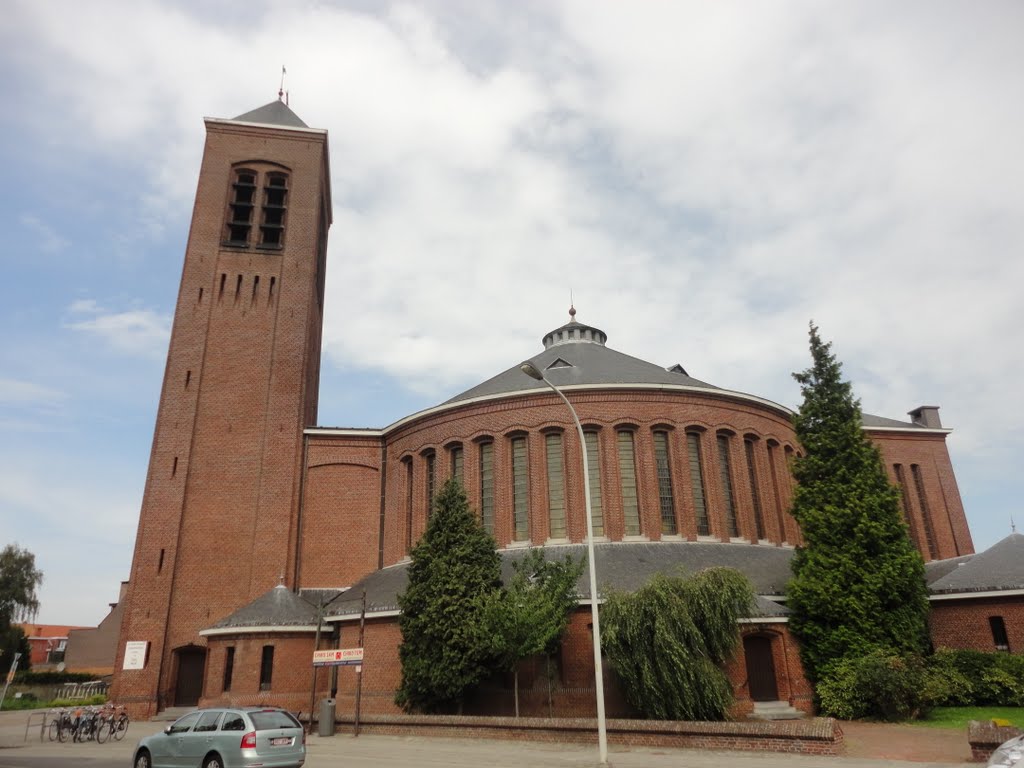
0, 709, 975, 768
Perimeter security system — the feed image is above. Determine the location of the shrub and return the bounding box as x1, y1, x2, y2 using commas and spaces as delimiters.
15, 671, 96, 685
817, 649, 927, 721
927, 649, 1024, 707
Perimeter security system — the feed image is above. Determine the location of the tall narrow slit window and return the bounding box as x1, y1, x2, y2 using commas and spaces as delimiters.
226, 170, 256, 245
545, 433, 566, 539
424, 452, 436, 518
479, 441, 495, 535
618, 430, 641, 536
653, 431, 676, 535
717, 434, 739, 537
260, 173, 288, 247
222, 647, 235, 692
911, 464, 938, 559
450, 445, 464, 485
584, 431, 604, 537
744, 439, 766, 540
687, 432, 710, 536
511, 437, 529, 541
259, 645, 274, 691
991, 616, 1011, 652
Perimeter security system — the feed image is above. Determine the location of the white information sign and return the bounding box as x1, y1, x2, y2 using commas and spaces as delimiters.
123, 641, 149, 670
312, 648, 364, 667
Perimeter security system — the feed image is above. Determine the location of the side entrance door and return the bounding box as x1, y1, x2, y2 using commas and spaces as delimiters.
743, 635, 779, 701
174, 647, 206, 707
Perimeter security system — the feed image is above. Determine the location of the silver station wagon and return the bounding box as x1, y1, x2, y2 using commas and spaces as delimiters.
132, 707, 305, 768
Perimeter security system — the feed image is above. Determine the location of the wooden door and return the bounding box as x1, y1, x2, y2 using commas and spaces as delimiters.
744, 635, 779, 701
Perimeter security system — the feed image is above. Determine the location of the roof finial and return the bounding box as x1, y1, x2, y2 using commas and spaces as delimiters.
278, 65, 287, 101
568, 288, 577, 322
1012, 515, 1017, 534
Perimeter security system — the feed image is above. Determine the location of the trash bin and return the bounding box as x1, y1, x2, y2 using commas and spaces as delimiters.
318, 698, 336, 737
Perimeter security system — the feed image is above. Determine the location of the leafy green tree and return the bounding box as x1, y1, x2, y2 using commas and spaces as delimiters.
601, 567, 754, 720
396, 479, 502, 713
787, 323, 930, 685
481, 549, 584, 716
0, 624, 31, 673
0, 545, 42, 628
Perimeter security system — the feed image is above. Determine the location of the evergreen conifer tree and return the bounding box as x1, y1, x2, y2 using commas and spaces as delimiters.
787, 324, 930, 684
396, 478, 502, 713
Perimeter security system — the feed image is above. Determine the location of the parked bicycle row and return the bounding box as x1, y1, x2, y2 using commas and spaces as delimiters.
46, 703, 130, 744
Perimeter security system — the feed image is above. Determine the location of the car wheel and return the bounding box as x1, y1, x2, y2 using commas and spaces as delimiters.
134, 749, 152, 768
202, 754, 223, 768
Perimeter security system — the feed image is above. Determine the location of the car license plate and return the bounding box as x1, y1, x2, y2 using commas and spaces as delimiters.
271, 737, 291, 746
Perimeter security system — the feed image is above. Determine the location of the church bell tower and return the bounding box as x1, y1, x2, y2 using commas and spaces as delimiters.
111, 99, 331, 714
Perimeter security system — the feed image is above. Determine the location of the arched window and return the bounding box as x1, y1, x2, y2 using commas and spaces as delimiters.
687, 431, 710, 536
584, 431, 605, 537
653, 430, 676, 535
423, 451, 436, 518
717, 433, 739, 538
744, 437, 765, 540
617, 429, 641, 536
511, 436, 529, 541
478, 440, 495, 535
545, 432, 566, 539
449, 443, 464, 484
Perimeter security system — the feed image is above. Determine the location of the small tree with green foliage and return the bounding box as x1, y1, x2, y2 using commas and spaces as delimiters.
0, 624, 31, 673
787, 323, 930, 686
481, 549, 584, 716
601, 567, 754, 720
0, 544, 42, 673
396, 479, 502, 713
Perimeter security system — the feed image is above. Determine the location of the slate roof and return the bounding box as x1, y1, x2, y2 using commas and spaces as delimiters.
326, 542, 796, 621
446, 328, 721, 405
231, 100, 309, 129
928, 533, 1024, 594
861, 413, 926, 429
204, 585, 345, 631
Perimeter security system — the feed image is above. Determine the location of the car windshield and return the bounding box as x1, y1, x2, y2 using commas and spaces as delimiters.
249, 710, 301, 730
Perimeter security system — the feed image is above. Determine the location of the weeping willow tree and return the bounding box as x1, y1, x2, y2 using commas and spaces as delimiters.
601, 567, 754, 720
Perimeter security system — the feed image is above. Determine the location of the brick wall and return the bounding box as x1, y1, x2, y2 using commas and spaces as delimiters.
931, 596, 1024, 653
873, 430, 974, 560
327, 713, 844, 756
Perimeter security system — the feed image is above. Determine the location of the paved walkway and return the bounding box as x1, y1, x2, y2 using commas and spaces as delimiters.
0, 709, 976, 767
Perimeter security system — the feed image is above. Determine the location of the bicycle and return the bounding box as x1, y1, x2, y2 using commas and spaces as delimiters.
95, 704, 130, 743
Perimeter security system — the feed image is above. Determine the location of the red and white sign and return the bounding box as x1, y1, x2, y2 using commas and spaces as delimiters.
312, 648, 364, 667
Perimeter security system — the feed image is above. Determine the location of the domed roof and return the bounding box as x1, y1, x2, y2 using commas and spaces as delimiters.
445, 308, 719, 405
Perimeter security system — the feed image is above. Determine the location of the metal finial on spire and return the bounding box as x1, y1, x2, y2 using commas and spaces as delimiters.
1012, 515, 1017, 534
278, 66, 287, 101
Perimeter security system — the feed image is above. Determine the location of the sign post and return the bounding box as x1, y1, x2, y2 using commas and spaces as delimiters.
0, 652, 22, 711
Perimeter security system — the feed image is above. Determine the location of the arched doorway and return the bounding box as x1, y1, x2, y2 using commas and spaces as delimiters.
743, 634, 779, 702
174, 646, 207, 707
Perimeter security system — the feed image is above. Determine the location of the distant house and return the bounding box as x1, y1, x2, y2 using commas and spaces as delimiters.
64, 582, 127, 677
16, 623, 89, 668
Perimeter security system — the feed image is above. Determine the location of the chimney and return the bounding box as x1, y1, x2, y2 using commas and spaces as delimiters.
908, 405, 942, 429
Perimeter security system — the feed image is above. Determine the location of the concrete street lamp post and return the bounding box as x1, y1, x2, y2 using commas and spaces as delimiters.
519, 361, 608, 765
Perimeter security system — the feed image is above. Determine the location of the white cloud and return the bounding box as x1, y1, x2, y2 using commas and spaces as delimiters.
64, 301, 171, 358
0, 378, 67, 406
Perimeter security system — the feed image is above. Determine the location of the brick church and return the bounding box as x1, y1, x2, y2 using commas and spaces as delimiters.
110, 99, 1021, 720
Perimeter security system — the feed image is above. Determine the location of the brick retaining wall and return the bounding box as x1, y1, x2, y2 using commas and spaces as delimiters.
331, 714, 843, 756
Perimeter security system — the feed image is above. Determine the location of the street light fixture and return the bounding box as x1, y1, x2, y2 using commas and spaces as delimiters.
519, 361, 608, 765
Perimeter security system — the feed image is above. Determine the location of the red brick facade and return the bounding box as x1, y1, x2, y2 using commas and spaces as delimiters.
111, 102, 980, 722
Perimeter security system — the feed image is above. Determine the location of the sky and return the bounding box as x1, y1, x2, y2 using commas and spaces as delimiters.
1, 0, 1022, 627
